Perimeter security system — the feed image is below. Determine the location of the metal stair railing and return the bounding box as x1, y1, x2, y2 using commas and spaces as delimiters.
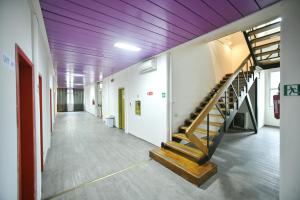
184, 55, 254, 156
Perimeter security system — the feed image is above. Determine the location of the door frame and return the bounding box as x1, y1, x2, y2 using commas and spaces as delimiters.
50, 89, 52, 133
118, 88, 125, 129
38, 75, 44, 171
15, 44, 36, 200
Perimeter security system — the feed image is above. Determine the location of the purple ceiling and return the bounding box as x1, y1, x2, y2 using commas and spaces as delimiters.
40, 0, 280, 88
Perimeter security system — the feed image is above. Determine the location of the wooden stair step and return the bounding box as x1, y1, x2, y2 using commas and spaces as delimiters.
187, 119, 223, 127
255, 49, 280, 57
180, 126, 218, 137
172, 133, 213, 146
226, 73, 248, 77
191, 112, 224, 119
250, 31, 280, 44
221, 96, 235, 99
253, 40, 280, 51
207, 113, 223, 118
172, 133, 190, 141
197, 106, 226, 112
202, 121, 223, 127
259, 58, 280, 65
163, 141, 206, 162
217, 101, 234, 105
248, 21, 280, 36
234, 77, 247, 81
149, 148, 217, 186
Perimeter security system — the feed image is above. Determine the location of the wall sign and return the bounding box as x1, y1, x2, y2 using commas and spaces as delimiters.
0, 49, 15, 71
147, 91, 153, 96
284, 84, 300, 96
135, 100, 141, 116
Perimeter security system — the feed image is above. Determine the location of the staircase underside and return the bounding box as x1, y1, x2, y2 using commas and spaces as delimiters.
259, 58, 280, 69
150, 148, 217, 186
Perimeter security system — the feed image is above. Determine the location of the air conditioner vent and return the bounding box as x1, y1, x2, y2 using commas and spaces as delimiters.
139, 58, 157, 74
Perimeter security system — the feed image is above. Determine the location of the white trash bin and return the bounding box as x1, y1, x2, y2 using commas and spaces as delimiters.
106, 116, 115, 128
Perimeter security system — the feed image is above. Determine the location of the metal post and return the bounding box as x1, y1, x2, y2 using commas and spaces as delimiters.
246, 62, 249, 81
224, 91, 227, 131
255, 79, 258, 131
237, 74, 240, 96
207, 114, 209, 150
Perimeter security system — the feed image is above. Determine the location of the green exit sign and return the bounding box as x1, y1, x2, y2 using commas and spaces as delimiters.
284, 84, 300, 96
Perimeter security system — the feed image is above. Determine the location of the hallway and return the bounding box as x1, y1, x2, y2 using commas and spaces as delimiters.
43, 112, 279, 200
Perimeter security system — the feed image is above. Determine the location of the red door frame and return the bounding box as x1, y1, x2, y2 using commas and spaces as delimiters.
15, 44, 36, 200
39, 75, 44, 171
50, 89, 53, 133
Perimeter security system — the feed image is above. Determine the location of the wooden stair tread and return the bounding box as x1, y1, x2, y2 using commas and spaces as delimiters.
217, 101, 234, 105
208, 114, 223, 118
202, 121, 223, 127
149, 148, 217, 186
180, 126, 218, 137
187, 118, 224, 127
259, 58, 280, 65
248, 21, 280, 36
172, 133, 189, 141
250, 31, 280, 44
163, 141, 206, 161
253, 40, 280, 51
198, 106, 226, 111
255, 49, 280, 57
191, 112, 224, 119
172, 133, 213, 146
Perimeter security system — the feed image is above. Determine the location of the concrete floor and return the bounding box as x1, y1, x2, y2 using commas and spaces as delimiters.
42, 112, 279, 200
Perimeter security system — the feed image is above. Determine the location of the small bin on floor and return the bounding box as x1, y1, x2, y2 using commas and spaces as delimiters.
106, 116, 115, 128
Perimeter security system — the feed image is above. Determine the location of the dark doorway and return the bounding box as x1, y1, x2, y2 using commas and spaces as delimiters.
118, 88, 125, 129
16, 45, 36, 200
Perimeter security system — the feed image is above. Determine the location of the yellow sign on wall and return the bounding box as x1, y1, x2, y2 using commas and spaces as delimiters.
135, 100, 141, 115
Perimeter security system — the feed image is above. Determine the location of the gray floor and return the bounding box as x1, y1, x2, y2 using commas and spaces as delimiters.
42, 112, 279, 200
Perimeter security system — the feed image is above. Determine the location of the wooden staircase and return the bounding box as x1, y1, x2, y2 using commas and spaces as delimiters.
150, 55, 259, 186
243, 19, 281, 69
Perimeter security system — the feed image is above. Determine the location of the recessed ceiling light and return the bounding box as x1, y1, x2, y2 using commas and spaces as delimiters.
114, 42, 141, 52
65, 73, 84, 77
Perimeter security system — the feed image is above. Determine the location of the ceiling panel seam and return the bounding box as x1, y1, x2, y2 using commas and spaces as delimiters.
41, 1, 189, 42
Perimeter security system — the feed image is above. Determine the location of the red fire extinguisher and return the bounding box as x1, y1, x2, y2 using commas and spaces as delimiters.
273, 95, 280, 119
273, 84, 280, 119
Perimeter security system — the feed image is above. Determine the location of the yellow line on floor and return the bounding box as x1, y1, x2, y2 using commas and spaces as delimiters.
43, 159, 152, 200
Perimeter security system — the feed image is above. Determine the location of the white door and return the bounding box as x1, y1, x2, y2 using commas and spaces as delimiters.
264, 69, 280, 126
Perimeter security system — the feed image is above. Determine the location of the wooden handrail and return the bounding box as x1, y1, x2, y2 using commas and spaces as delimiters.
185, 54, 252, 155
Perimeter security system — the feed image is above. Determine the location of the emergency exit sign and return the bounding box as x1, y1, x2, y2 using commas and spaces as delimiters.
284, 84, 300, 96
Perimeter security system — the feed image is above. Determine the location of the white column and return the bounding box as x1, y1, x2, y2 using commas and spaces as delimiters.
280, 0, 300, 199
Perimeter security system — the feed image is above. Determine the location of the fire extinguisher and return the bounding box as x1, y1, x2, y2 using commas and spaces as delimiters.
92, 99, 95, 105
273, 84, 280, 119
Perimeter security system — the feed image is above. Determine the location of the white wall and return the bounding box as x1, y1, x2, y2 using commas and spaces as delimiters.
84, 83, 97, 116
280, 0, 300, 199
231, 33, 250, 69
257, 71, 266, 128
101, 54, 168, 146
0, 0, 55, 199
171, 38, 244, 132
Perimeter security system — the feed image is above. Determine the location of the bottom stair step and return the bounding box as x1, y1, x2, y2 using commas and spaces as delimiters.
149, 148, 217, 186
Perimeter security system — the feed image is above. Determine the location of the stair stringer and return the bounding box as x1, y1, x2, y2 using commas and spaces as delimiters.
206, 72, 259, 161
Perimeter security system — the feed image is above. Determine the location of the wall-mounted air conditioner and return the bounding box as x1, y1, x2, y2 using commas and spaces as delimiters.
139, 58, 157, 74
